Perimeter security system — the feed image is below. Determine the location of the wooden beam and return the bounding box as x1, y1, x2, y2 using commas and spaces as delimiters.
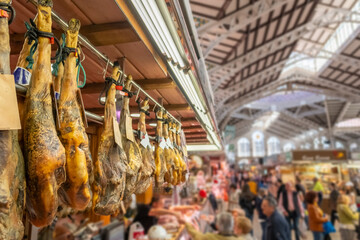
81, 78, 175, 94
135, 78, 176, 90
80, 21, 140, 46
87, 104, 190, 115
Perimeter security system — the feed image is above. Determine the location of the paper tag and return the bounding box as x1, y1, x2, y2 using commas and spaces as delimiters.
13, 67, 31, 85
0, 74, 21, 130
159, 137, 166, 149
140, 133, 151, 148
166, 137, 173, 149
125, 114, 135, 142
113, 117, 122, 147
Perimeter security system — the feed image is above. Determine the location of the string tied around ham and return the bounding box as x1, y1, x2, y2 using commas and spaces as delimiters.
0, 2, 15, 24
52, 34, 66, 77
24, 18, 62, 69
136, 98, 150, 116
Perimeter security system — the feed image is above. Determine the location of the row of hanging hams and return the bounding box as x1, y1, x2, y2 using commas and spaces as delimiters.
0, 0, 188, 238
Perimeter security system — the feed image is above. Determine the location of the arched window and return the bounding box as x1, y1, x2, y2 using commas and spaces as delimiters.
314, 138, 320, 149
335, 141, 344, 149
283, 142, 295, 152
350, 143, 358, 152
237, 138, 250, 157
252, 131, 265, 157
321, 136, 330, 149
267, 137, 281, 156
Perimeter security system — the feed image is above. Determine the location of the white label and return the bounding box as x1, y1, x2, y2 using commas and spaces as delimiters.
166, 137, 173, 149
140, 133, 151, 148
159, 137, 167, 149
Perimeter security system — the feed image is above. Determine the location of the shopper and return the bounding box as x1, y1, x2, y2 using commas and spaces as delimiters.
179, 212, 243, 240
234, 216, 254, 240
255, 188, 267, 240
278, 182, 304, 240
329, 182, 340, 225
276, 179, 285, 201
239, 184, 256, 221
313, 177, 324, 205
345, 181, 357, 212
337, 194, 359, 240
261, 195, 290, 240
306, 191, 328, 240
295, 176, 306, 198
229, 184, 241, 211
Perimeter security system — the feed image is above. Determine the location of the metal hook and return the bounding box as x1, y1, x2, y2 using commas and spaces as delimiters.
103, 59, 110, 79
135, 88, 140, 102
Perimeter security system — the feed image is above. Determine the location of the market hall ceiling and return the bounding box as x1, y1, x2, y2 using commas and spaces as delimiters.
190, 0, 360, 139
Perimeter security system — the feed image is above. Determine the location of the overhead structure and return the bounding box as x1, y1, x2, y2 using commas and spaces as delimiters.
189, 0, 360, 144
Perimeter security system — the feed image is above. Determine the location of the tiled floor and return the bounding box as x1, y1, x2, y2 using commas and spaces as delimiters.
252, 213, 342, 240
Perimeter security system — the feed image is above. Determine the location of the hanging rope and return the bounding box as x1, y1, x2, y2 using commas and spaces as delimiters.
76, 58, 86, 88
0, 2, 15, 24
24, 18, 62, 70
98, 76, 120, 106
52, 33, 66, 77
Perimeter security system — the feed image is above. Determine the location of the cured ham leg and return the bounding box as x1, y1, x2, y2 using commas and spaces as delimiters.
0, 0, 25, 238
154, 109, 167, 186
176, 123, 187, 183
163, 113, 174, 184
93, 62, 127, 215
58, 19, 92, 210
23, 0, 66, 227
135, 98, 155, 194
120, 75, 142, 199
170, 121, 180, 185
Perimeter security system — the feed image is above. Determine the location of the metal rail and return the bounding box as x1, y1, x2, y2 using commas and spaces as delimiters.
27, 0, 181, 126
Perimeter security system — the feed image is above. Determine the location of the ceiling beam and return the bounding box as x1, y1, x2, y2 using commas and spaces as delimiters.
200, 0, 294, 57
208, 7, 358, 75
81, 78, 175, 94
334, 101, 352, 126
80, 21, 140, 46
217, 70, 360, 125
10, 22, 140, 55
87, 104, 191, 115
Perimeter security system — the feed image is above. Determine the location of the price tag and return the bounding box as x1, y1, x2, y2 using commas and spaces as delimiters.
159, 137, 167, 149
113, 117, 122, 147
0, 74, 21, 130
125, 114, 135, 142
166, 137, 173, 149
140, 132, 151, 148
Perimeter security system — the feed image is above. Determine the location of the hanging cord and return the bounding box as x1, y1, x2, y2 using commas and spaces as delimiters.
24, 18, 62, 70
98, 76, 120, 106
0, 2, 15, 24
136, 98, 150, 116
76, 57, 86, 88
51, 33, 66, 76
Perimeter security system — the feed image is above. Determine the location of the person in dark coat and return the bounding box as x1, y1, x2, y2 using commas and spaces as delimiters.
262, 195, 291, 240
256, 188, 268, 240
239, 183, 256, 221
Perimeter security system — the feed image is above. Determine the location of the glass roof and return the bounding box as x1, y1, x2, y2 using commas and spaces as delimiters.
283, 1, 360, 73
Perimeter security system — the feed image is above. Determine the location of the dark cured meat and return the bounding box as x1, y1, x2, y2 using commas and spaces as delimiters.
0, 1, 25, 238
135, 98, 155, 194
120, 75, 142, 199
58, 19, 92, 210
93, 63, 127, 215
23, 0, 66, 227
